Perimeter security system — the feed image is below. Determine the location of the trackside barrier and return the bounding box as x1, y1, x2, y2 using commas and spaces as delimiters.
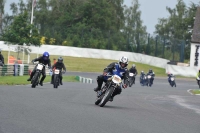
0, 64, 51, 76
75, 76, 93, 84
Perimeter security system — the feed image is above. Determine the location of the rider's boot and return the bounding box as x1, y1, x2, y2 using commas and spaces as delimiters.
39, 76, 46, 86
60, 77, 63, 85
51, 75, 54, 84
94, 76, 103, 92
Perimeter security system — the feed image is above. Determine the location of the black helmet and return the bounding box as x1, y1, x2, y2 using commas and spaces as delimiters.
149, 69, 152, 73
58, 57, 63, 63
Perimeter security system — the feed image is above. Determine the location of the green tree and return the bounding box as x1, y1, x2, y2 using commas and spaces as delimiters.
155, 0, 197, 60
1, 11, 40, 46
124, 0, 147, 52
0, 0, 5, 33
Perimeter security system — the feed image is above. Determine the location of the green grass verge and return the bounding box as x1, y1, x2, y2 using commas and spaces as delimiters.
190, 89, 200, 95
0, 75, 78, 85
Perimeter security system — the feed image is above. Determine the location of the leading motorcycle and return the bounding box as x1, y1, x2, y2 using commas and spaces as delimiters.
95, 74, 123, 107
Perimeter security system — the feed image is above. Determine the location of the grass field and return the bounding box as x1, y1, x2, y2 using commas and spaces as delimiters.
0, 75, 77, 85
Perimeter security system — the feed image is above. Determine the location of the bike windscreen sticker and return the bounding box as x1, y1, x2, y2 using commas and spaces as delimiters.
37, 64, 43, 70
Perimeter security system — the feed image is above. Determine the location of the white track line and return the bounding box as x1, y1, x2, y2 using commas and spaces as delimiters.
169, 95, 200, 114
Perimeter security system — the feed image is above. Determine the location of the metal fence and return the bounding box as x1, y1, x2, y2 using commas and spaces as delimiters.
0, 64, 51, 76
1, 28, 187, 63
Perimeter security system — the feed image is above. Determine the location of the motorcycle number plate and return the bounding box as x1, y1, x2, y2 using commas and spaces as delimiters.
171, 78, 174, 81
129, 73, 134, 76
37, 64, 43, 70
54, 69, 60, 74
148, 75, 151, 78
113, 76, 121, 83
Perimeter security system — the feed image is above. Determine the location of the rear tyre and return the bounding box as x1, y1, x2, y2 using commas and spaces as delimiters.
129, 78, 133, 87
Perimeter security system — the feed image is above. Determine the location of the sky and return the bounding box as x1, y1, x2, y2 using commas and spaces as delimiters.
4, 0, 200, 34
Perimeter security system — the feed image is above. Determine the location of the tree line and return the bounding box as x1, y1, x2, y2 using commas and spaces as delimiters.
0, 0, 198, 61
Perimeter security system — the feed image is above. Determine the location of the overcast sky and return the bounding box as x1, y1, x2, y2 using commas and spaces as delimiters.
4, 0, 200, 34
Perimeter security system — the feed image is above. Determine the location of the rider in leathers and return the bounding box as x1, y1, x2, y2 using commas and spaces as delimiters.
94, 56, 129, 101
147, 69, 155, 84
0, 49, 4, 66
51, 57, 66, 85
27, 52, 51, 86
129, 64, 138, 84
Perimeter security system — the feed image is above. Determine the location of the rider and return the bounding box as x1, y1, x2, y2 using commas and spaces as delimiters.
0, 49, 4, 66
167, 72, 174, 84
51, 57, 66, 85
147, 69, 155, 84
27, 52, 51, 86
94, 56, 129, 101
196, 69, 200, 84
129, 64, 138, 84
140, 71, 146, 84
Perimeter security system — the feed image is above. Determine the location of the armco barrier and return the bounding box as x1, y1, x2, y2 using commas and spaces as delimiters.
75, 76, 93, 84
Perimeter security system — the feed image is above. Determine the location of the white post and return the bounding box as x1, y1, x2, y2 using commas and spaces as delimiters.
28, 54, 30, 64
22, 48, 24, 64
30, 0, 35, 36
37, 46, 39, 58
7, 46, 10, 65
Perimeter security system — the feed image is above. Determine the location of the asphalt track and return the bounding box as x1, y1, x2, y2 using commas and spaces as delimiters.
0, 72, 200, 133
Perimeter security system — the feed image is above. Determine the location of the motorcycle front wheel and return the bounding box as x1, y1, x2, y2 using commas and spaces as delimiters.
31, 72, 39, 88
99, 87, 115, 107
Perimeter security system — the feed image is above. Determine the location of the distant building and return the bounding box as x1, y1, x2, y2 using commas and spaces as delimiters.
190, 6, 200, 67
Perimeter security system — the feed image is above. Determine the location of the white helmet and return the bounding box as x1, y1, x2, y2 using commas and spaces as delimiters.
132, 64, 136, 68
119, 56, 128, 68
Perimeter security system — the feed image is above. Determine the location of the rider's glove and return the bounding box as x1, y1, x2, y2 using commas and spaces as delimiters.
63, 70, 66, 74
122, 84, 127, 88
103, 72, 107, 76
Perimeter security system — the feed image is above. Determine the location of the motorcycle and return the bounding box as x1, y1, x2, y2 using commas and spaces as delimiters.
95, 74, 123, 107
52, 69, 65, 88
147, 74, 153, 87
53, 69, 60, 88
140, 74, 147, 86
197, 76, 200, 88
169, 75, 176, 87
128, 72, 135, 87
31, 63, 45, 88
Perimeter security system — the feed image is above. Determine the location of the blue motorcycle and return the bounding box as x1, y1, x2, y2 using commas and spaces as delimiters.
140, 74, 147, 86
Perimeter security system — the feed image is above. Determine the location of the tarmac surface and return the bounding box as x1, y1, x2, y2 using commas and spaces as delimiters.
0, 72, 200, 133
